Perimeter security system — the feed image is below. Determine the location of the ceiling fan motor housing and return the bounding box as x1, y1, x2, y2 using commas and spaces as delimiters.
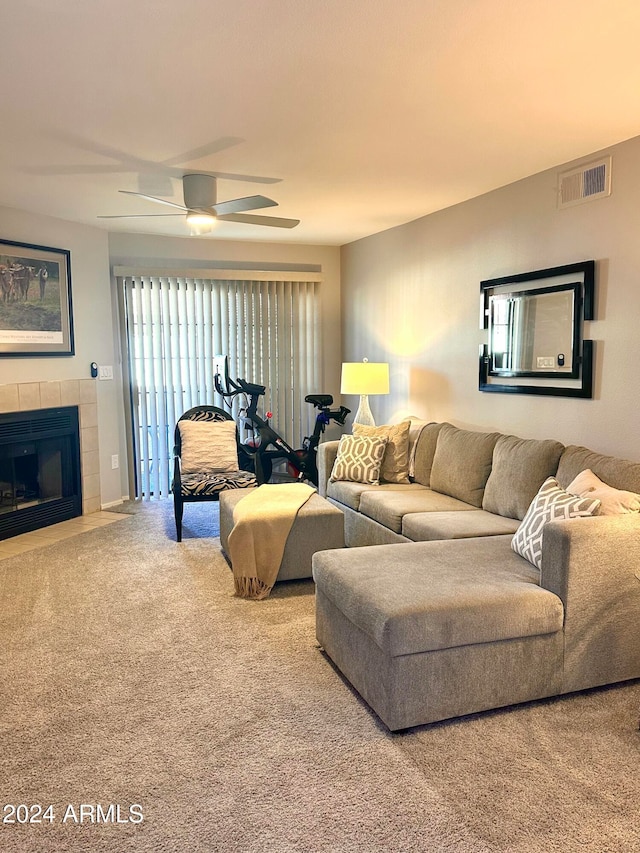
183, 173, 217, 210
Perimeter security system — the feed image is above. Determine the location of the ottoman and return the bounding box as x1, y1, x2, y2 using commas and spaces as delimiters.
220, 489, 345, 582
313, 536, 565, 730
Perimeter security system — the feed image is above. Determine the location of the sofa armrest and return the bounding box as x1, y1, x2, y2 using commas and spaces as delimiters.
540, 515, 640, 692
317, 440, 340, 498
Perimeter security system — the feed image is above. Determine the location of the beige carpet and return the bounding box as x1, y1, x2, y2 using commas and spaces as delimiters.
1, 500, 638, 853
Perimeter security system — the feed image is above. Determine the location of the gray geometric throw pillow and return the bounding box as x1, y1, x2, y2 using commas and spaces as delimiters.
329, 434, 388, 485
512, 477, 600, 569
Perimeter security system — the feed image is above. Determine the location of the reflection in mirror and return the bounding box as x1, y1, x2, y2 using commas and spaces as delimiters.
488, 283, 580, 378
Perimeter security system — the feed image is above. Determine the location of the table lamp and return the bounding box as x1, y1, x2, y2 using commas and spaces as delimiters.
340, 358, 390, 426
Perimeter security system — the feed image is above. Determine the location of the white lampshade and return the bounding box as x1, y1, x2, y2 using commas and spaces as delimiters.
340, 359, 389, 426
340, 360, 390, 396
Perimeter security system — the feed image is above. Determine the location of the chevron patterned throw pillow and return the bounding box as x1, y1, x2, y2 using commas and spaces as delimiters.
511, 476, 600, 569
330, 434, 388, 485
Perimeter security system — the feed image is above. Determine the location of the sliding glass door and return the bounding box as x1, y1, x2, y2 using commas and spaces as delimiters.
119, 274, 320, 499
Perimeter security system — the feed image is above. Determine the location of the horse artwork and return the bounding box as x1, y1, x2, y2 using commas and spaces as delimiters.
0, 239, 74, 356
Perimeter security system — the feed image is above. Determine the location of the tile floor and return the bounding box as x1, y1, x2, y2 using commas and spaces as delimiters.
0, 511, 128, 560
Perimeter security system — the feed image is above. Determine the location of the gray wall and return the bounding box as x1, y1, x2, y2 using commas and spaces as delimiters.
340, 135, 640, 461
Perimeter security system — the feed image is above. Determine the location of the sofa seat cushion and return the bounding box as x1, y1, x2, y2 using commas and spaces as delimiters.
326, 480, 425, 512
358, 488, 476, 534
313, 537, 564, 657
429, 424, 500, 507
402, 510, 520, 541
482, 434, 565, 520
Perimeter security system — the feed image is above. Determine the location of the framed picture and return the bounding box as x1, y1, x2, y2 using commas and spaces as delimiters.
0, 239, 74, 357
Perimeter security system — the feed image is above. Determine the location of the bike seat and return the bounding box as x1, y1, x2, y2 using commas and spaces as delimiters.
305, 394, 333, 408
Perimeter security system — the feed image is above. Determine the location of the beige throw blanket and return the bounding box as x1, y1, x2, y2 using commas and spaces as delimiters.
228, 483, 315, 600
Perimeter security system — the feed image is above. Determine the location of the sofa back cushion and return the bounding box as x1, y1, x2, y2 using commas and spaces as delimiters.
482, 434, 565, 520
429, 424, 500, 507
556, 445, 640, 494
411, 422, 448, 486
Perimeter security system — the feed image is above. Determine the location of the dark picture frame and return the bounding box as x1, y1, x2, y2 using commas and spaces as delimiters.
0, 239, 74, 357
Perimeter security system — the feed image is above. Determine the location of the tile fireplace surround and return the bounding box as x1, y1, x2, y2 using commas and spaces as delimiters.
0, 380, 101, 516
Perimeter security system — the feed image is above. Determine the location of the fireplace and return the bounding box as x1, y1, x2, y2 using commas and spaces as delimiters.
0, 407, 82, 540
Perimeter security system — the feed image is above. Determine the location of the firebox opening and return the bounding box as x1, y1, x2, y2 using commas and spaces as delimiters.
0, 407, 82, 540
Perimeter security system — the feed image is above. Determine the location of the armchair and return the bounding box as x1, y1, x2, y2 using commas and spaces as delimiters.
172, 405, 256, 541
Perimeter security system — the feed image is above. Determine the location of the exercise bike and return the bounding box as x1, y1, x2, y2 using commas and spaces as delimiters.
214, 358, 350, 486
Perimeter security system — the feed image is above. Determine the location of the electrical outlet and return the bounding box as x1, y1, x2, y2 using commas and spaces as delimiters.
99, 365, 114, 380
536, 356, 555, 369
111, 454, 119, 469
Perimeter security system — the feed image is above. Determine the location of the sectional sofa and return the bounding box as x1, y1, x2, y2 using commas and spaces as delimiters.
313, 422, 640, 730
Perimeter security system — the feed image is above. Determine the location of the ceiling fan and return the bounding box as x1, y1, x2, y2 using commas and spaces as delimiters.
98, 173, 299, 231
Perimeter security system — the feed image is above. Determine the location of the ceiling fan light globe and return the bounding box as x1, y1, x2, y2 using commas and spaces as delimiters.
186, 211, 217, 234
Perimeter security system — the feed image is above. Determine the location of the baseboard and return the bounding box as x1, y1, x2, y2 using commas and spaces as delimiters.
101, 496, 130, 509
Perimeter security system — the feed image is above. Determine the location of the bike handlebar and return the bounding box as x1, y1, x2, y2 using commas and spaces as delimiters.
215, 364, 265, 400
236, 376, 266, 397
329, 405, 351, 425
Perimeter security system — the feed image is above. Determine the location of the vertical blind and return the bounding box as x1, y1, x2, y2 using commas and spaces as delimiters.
119, 273, 321, 499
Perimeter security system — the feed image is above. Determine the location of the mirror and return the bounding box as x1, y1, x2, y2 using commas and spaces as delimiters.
488, 283, 580, 378
479, 260, 596, 399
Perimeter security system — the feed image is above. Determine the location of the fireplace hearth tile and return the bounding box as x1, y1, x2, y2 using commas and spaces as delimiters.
80, 403, 98, 429
39, 381, 62, 408
83, 496, 101, 514
79, 379, 97, 405
0, 511, 127, 560
82, 450, 100, 476
60, 379, 80, 406
18, 382, 40, 410
81, 426, 99, 452
0, 385, 19, 413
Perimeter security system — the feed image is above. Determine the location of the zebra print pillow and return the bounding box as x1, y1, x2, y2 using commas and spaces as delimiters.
511, 476, 600, 569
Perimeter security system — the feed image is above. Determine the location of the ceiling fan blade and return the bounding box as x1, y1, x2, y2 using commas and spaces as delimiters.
217, 213, 300, 229
97, 214, 185, 219
119, 190, 188, 211
212, 195, 278, 216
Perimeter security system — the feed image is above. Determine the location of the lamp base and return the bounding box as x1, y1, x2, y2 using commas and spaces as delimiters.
353, 395, 376, 426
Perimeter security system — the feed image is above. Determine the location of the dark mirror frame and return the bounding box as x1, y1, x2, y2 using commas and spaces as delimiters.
479, 260, 595, 399
488, 281, 581, 378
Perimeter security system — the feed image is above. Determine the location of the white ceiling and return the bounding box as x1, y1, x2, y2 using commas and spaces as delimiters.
3, 0, 640, 246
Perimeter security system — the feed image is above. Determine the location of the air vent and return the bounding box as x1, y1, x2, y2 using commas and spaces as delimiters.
0, 407, 78, 444
558, 156, 611, 208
